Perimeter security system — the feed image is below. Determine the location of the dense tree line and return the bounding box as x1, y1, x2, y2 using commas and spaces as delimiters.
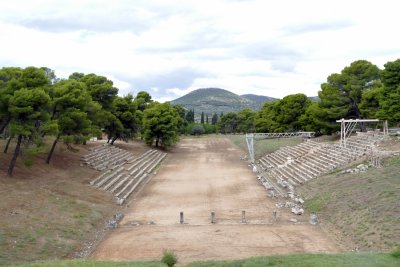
217, 59, 400, 135
0, 67, 181, 176
1, 58, 399, 175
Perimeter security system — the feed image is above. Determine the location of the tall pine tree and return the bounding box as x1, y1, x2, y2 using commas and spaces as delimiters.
377, 59, 400, 125
316, 60, 380, 133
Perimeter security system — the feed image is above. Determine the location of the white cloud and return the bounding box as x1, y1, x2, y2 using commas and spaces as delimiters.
1, 0, 400, 101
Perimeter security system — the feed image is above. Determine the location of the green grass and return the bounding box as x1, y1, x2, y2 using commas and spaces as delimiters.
304, 194, 331, 213
227, 135, 303, 158
14, 253, 400, 267
391, 246, 400, 258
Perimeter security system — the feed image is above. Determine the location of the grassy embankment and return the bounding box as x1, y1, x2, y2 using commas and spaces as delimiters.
298, 155, 400, 251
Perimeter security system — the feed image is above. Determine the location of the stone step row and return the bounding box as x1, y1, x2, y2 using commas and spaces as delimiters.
88, 149, 167, 205
90, 150, 163, 189
81, 144, 135, 171
89, 149, 128, 165
114, 152, 167, 205
126, 150, 157, 171
83, 145, 120, 162
93, 151, 134, 171
259, 141, 317, 169
261, 136, 381, 196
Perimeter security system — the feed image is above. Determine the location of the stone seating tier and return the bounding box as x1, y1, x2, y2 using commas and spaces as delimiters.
85, 146, 168, 205
256, 133, 383, 197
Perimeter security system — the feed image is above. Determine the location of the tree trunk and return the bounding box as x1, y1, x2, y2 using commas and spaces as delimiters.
350, 99, 367, 132
0, 116, 11, 134
155, 138, 159, 147
46, 135, 59, 164
110, 136, 117, 145
355, 105, 366, 131
4, 136, 12, 153
8, 135, 23, 177
50, 106, 57, 120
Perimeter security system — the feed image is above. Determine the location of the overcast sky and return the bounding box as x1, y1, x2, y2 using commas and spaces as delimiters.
1, 0, 400, 101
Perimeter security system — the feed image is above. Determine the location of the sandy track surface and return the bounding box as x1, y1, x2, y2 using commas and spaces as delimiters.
91, 137, 339, 263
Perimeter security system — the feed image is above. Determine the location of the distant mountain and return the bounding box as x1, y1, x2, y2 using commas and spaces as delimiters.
308, 96, 320, 102
241, 94, 277, 109
171, 88, 262, 118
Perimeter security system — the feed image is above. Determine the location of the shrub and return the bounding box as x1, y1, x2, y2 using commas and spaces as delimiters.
161, 250, 177, 267
191, 124, 205, 135
391, 245, 400, 258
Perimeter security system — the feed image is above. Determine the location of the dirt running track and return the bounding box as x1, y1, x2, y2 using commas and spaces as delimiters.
91, 137, 340, 263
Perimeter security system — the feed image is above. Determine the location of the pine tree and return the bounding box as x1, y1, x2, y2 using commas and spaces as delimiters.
377, 59, 400, 125
316, 60, 380, 133
46, 79, 95, 163
143, 102, 179, 147
211, 113, 218, 125
185, 109, 194, 123
8, 88, 51, 175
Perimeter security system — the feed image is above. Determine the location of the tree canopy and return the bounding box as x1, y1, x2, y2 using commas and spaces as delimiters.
315, 60, 380, 133
142, 102, 179, 147
376, 59, 400, 124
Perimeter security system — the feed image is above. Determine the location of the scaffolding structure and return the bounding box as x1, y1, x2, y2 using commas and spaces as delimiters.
245, 132, 315, 163
336, 118, 388, 148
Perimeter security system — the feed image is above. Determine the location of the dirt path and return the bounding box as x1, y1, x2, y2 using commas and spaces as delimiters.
91, 137, 340, 263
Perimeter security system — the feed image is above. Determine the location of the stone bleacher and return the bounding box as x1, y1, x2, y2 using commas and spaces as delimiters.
82, 145, 135, 171
82, 144, 167, 205
256, 131, 389, 197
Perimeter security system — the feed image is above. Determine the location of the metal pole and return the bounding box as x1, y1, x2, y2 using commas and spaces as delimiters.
246, 134, 254, 163
341, 119, 345, 147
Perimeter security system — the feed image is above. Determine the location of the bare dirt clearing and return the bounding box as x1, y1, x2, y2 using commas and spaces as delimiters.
91, 137, 340, 263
